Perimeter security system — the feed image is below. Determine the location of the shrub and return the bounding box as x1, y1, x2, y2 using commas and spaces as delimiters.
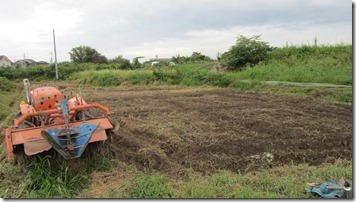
0, 77, 14, 91
109, 56, 132, 69
219, 35, 272, 70
90, 71, 122, 87
127, 72, 154, 85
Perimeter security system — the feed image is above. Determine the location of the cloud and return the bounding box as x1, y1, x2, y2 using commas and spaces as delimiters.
0, 0, 351, 62
120, 21, 351, 61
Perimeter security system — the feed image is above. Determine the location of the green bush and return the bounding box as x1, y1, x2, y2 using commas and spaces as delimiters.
89, 71, 123, 87
109, 56, 132, 69
219, 35, 272, 70
127, 72, 154, 85
0, 77, 14, 91
153, 68, 183, 85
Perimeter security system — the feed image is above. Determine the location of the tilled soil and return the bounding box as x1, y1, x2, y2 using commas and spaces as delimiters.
80, 87, 352, 175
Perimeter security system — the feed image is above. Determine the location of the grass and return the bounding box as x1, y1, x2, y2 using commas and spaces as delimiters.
67, 63, 352, 104
2, 44, 349, 103
122, 172, 175, 198
25, 156, 88, 198
110, 159, 352, 198
0, 91, 20, 122
231, 59, 352, 85
241, 84, 352, 103
0, 158, 28, 198
0, 151, 117, 198
0, 78, 20, 122
0, 77, 15, 91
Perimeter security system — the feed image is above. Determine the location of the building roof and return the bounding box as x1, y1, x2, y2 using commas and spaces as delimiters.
0, 55, 12, 63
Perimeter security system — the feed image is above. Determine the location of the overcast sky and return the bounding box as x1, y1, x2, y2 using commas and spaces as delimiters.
1, 0, 352, 63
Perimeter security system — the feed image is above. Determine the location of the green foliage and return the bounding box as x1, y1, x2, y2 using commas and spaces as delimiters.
171, 52, 213, 64
127, 71, 155, 85
233, 45, 352, 85
87, 154, 116, 172
117, 160, 351, 198
0, 77, 14, 91
69, 45, 107, 64
0, 43, 350, 103
151, 64, 230, 87
25, 156, 88, 198
0, 143, 117, 198
123, 172, 174, 198
109, 55, 132, 69
267, 44, 352, 64
92, 55, 109, 64
89, 71, 123, 87
132, 57, 142, 69
265, 86, 352, 103
190, 52, 213, 62
219, 35, 272, 70
68, 62, 351, 103
0, 91, 20, 121
171, 55, 190, 64
0, 153, 28, 198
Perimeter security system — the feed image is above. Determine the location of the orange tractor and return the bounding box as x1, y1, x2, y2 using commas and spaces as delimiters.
4, 79, 119, 162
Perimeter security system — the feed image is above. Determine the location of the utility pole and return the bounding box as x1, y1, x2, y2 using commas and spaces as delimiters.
53, 29, 58, 80
50, 52, 53, 63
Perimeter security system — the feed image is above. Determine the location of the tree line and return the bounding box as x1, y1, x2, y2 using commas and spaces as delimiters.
68, 46, 214, 70
68, 35, 276, 71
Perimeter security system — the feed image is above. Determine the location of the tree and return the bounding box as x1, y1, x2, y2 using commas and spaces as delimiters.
171, 52, 212, 64
171, 54, 190, 64
109, 55, 131, 69
219, 35, 272, 70
69, 46, 106, 64
127, 56, 145, 69
92, 55, 108, 64
131, 57, 142, 69
190, 52, 212, 62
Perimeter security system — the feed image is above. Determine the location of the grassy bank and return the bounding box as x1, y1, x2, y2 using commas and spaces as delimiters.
67, 63, 352, 103
1, 154, 351, 198
0, 77, 21, 125
93, 159, 352, 198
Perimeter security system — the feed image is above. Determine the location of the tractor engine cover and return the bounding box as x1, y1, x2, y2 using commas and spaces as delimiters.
31, 87, 63, 111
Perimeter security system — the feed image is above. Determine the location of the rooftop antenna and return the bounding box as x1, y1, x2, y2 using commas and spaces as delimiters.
53, 29, 58, 80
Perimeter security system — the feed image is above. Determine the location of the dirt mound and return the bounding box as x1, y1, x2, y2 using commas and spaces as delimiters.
83, 88, 352, 174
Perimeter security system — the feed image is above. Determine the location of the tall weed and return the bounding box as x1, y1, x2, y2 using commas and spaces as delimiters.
26, 156, 88, 198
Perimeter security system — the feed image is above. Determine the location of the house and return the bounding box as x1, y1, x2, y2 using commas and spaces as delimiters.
0, 55, 12, 67
13, 59, 49, 68
36, 61, 49, 66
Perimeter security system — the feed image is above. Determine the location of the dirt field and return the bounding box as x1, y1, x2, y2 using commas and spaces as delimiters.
77, 86, 352, 176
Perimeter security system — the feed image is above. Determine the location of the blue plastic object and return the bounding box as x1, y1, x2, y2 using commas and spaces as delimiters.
305, 182, 345, 198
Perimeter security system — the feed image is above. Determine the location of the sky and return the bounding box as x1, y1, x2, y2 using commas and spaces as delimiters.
0, 0, 352, 63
